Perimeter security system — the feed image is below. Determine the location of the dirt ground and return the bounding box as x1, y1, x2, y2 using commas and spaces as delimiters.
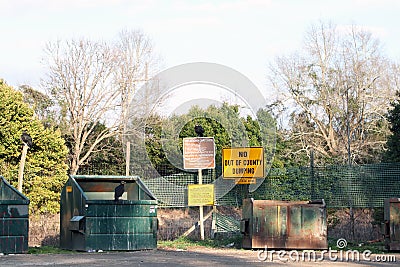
1, 247, 399, 267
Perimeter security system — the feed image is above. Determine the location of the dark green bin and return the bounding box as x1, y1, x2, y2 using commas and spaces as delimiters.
60, 175, 157, 251
0, 176, 30, 254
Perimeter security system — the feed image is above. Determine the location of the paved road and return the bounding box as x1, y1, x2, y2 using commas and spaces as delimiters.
1, 248, 399, 266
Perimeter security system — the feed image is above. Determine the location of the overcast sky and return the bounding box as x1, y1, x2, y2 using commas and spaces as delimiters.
1, 0, 400, 107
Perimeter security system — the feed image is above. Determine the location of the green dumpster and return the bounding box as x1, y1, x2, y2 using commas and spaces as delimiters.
60, 175, 158, 251
0, 176, 30, 254
241, 198, 327, 249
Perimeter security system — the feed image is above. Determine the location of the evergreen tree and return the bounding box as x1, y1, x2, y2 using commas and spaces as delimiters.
385, 92, 400, 162
0, 79, 68, 214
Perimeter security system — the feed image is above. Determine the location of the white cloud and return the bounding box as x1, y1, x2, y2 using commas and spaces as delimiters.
353, 0, 400, 8
336, 24, 389, 39
2, 0, 156, 16
1, 0, 399, 90
170, 0, 274, 13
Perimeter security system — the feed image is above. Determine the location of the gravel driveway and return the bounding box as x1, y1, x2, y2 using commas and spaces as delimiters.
1, 248, 398, 267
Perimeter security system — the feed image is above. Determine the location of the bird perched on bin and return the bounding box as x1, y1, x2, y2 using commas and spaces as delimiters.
21, 131, 33, 148
194, 124, 204, 137
114, 181, 126, 201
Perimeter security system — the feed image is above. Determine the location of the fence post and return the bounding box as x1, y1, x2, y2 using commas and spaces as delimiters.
125, 142, 130, 176
310, 149, 316, 199
18, 143, 29, 192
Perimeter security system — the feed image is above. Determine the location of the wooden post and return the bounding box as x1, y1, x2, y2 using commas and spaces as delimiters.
211, 205, 217, 238
125, 141, 130, 176
18, 144, 29, 192
198, 168, 204, 240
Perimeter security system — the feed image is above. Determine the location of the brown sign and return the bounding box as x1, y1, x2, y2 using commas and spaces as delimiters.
183, 137, 215, 169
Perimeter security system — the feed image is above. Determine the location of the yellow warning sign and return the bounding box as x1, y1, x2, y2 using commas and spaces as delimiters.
188, 184, 214, 206
222, 147, 264, 178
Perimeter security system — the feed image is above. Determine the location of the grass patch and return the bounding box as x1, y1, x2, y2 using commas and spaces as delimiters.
28, 246, 76, 254
158, 235, 242, 250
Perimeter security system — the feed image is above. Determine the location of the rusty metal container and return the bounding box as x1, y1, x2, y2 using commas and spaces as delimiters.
241, 198, 327, 249
60, 175, 157, 251
384, 198, 400, 251
0, 176, 30, 254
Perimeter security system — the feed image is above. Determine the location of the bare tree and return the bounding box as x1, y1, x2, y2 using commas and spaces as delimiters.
113, 29, 161, 137
43, 39, 119, 174
42, 30, 161, 175
269, 21, 399, 164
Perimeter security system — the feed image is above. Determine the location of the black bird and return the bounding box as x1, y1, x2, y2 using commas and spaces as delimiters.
194, 124, 204, 137
21, 131, 33, 148
114, 181, 126, 201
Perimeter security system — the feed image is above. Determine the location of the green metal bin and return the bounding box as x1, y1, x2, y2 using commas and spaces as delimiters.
0, 176, 30, 254
60, 175, 158, 251
241, 198, 327, 249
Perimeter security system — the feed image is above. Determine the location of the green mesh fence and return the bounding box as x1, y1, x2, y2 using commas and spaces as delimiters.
141, 162, 400, 208
77, 162, 400, 208
143, 169, 217, 207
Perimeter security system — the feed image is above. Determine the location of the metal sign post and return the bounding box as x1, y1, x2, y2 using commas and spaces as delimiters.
183, 137, 215, 240
198, 168, 204, 240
